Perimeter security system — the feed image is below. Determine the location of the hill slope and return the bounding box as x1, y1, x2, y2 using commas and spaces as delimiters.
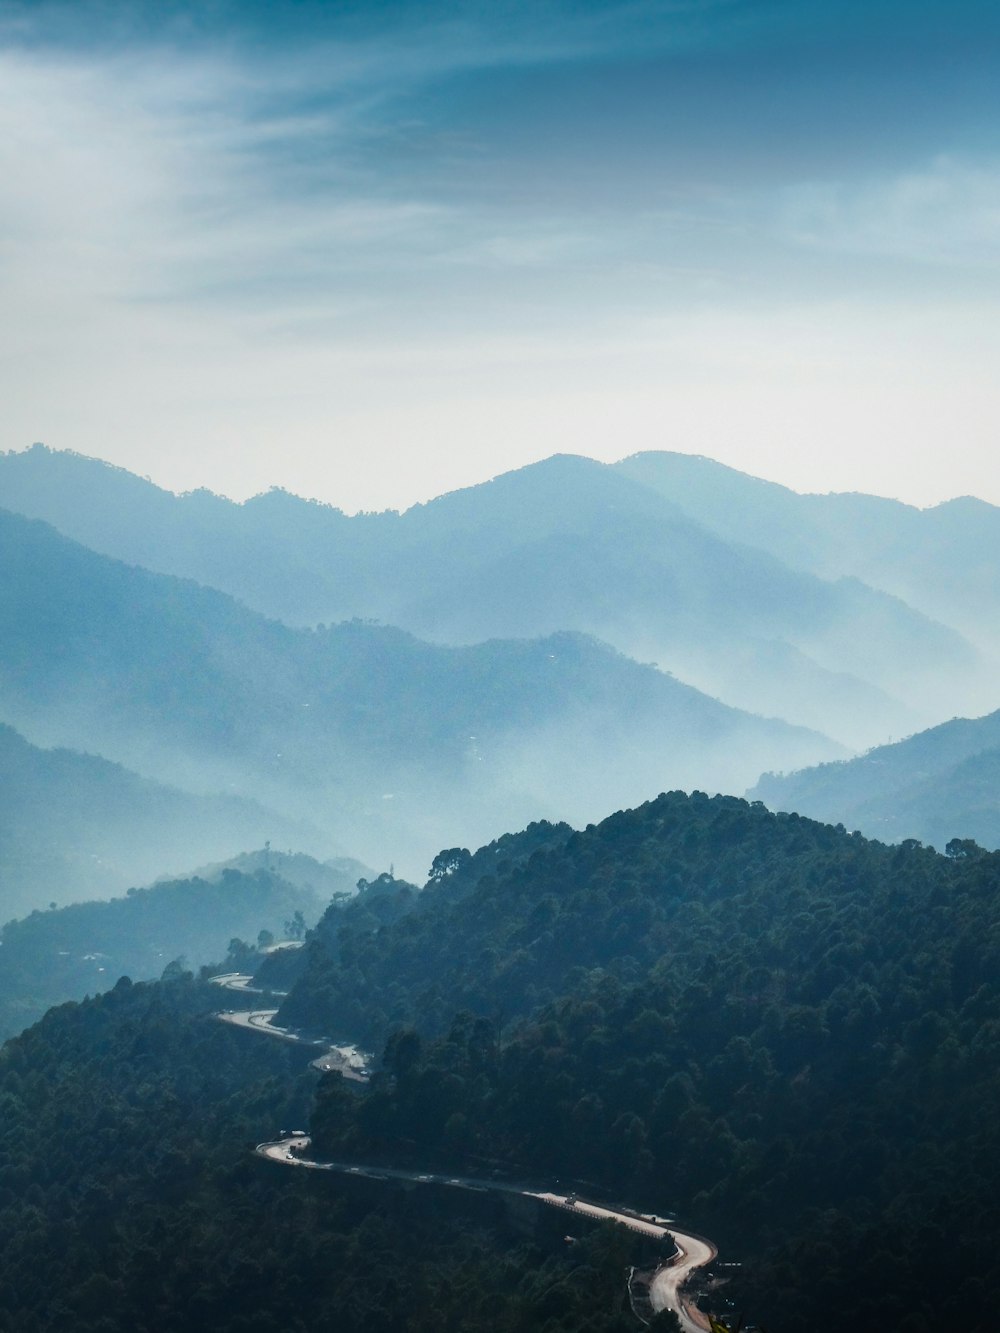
3, 793, 997, 1330
1, 443, 986, 746
0, 722, 322, 919
0, 859, 342, 1041
617, 448, 1000, 658
0, 974, 637, 1333
0, 507, 837, 874
751, 707, 1000, 850
293, 791, 1000, 1332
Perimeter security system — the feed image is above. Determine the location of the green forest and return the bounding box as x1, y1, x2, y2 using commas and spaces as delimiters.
0, 864, 330, 1042
2, 793, 999, 1329
0, 975, 658, 1333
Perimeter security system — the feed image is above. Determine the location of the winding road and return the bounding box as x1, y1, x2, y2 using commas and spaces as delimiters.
211, 972, 281, 997
217, 984, 718, 1328
256, 1134, 716, 1329
649, 1231, 718, 1331
214, 983, 371, 1080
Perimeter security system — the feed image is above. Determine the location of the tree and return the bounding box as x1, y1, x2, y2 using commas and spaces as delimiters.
945, 837, 985, 859
283, 910, 306, 940
428, 847, 472, 880
226, 938, 254, 967
648, 1312, 682, 1332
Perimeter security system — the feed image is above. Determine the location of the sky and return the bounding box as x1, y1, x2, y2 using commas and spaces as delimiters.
1, 0, 999, 512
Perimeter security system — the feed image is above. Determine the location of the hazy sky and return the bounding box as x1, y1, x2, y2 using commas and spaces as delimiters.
2, 0, 999, 511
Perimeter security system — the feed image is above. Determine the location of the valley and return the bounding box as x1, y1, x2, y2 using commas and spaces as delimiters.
3, 4, 996, 1327
1, 445, 998, 1333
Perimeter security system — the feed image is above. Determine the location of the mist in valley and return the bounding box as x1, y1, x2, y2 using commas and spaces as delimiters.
3, 446, 999, 914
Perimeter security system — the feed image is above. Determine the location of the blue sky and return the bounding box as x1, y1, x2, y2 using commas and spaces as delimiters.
1, 0, 998, 509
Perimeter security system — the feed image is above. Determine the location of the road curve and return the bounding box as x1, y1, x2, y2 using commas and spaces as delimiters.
210, 972, 289, 998
257, 1135, 716, 1328
649, 1230, 717, 1332
217, 1006, 370, 1080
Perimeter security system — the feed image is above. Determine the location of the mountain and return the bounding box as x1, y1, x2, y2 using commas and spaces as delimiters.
182, 847, 370, 901
3, 793, 1000, 1331
269, 818, 573, 1032
0, 860, 339, 1041
0, 975, 637, 1333
1, 444, 987, 747
0, 721, 321, 920
751, 707, 1000, 851
297, 791, 1000, 1331
617, 448, 1000, 658
0, 506, 840, 876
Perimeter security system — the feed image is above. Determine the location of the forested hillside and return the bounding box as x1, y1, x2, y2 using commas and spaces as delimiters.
0, 975, 654, 1332
2, 444, 988, 747
753, 707, 1000, 850
291, 793, 1000, 1332
0, 860, 341, 1040
2, 795, 999, 1330
0, 722, 316, 918
0, 507, 838, 873
270, 818, 573, 1027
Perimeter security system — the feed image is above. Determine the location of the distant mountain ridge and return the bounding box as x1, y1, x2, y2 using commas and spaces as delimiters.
616, 449, 1000, 657
0, 855, 347, 1043
0, 721, 320, 920
1, 444, 989, 748
752, 707, 1000, 850
0, 507, 837, 878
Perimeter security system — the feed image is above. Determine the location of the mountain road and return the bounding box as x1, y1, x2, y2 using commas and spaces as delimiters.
257, 1134, 716, 1329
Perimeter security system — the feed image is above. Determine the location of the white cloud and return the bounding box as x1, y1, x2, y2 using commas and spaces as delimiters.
776, 156, 1000, 267
1, 17, 999, 516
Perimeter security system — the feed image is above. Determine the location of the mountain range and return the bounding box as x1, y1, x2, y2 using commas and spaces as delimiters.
0, 722, 322, 920
3, 444, 992, 749
618, 449, 1000, 658
0, 505, 836, 889
753, 706, 1000, 851
3, 442, 999, 902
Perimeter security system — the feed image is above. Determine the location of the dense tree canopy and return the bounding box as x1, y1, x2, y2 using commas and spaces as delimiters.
3, 793, 1000, 1330
0, 867, 325, 1041
0, 975, 640, 1332
294, 793, 1000, 1331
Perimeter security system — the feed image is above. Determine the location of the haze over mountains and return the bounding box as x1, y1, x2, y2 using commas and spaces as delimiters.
0, 723, 318, 919
753, 708, 1000, 853
0, 847, 366, 1042
3, 441, 999, 917
618, 450, 1000, 658
0, 502, 836, 899
3, 444, 991, 749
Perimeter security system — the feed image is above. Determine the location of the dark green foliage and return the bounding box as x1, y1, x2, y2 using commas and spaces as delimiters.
5, 792, 1000, 1330
300, 793, 1000, 1331
0, 867, 324, 1041
276, 820, 572, 1040
0, 977, 644, 1332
